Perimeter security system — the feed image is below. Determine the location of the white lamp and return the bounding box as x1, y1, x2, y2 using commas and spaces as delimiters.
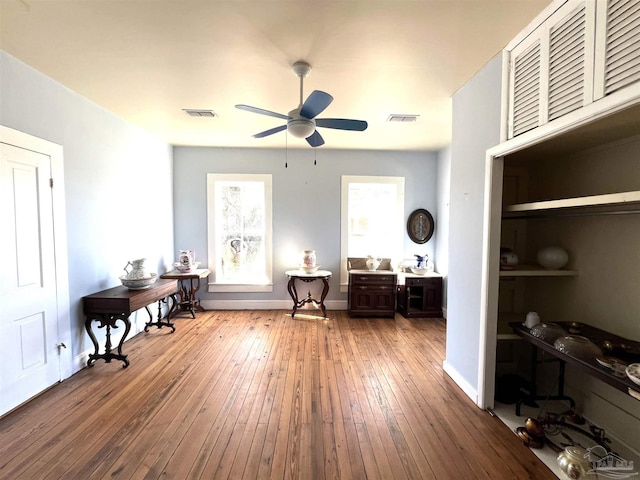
287, 118, 315, 138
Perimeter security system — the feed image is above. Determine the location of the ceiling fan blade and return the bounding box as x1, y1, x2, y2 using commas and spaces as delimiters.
316, 118, 368, 131
253, 124, 287, 138
306, 130, 325, 147
236, 104, 289, 120
300, 90, 333, 119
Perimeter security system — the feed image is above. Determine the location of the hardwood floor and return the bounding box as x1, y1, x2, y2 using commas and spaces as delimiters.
0, 310, 556, 479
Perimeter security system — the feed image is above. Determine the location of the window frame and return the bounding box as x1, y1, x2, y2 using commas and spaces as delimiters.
340, 175, 405, 291
206, 173, 273, 293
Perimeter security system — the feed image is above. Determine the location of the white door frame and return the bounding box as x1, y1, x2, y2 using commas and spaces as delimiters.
0, 125, 72, 382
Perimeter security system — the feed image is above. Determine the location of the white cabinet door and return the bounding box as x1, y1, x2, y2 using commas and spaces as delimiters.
507, 0, 596, 138
594, 0, 640, 99
509, 32, 543, 137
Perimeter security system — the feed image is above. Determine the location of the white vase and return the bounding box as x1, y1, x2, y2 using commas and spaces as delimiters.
537, 246, 569, 269
302, 249, 316, 267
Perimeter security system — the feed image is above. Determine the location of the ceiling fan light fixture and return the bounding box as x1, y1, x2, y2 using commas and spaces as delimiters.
288, 118, 315, 138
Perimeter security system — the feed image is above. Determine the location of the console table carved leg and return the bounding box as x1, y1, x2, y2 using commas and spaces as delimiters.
319, 277, 330, 317
144, 293, 178, 333
85, 313, 131, 368
287, 277, 300, 317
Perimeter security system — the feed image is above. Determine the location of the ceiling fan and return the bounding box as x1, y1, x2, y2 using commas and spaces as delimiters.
235, 61, 368, 147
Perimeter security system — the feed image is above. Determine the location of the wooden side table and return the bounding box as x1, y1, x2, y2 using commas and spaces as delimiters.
83, 279, 179, 368
160, 268, 211, 318
285, 270, 332, 317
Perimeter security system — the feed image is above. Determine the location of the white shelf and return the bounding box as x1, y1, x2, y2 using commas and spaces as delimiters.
503, 190, 640, 216
499, 265, 578, 277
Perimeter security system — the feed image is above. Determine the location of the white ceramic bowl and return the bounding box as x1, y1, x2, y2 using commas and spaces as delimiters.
537, 246, 569, 269
300, 264, 320, 273
174, 261, 200, 272
410, 267, 431, 275
120, 273, 157, 290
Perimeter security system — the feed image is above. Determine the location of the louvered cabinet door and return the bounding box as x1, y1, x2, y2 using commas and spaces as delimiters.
507, 0, 596, 139
594, 0, 640, 99
547, 1, 595, 121
509, 34, 543, 138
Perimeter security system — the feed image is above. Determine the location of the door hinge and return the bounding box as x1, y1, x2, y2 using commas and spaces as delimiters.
50, 178, 54, 188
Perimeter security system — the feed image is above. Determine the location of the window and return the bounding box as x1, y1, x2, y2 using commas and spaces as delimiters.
340, 176, 405, 289
207, 174, 272, 292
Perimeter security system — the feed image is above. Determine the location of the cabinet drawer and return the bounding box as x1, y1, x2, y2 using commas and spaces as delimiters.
406, 277, 438, 287
350, 274, 396, 285
351, 284, 395, 292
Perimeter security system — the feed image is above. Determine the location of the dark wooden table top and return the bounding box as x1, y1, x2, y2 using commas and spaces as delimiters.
83, 279, 179, 315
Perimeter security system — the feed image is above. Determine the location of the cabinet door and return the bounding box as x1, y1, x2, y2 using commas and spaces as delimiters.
509, 31, 543, 137
507, 0, 595, 138
593, 0, 640, 99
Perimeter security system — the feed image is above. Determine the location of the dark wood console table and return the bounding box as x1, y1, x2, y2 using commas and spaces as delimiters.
83, 279, 179, 368
510, 322, 640, 415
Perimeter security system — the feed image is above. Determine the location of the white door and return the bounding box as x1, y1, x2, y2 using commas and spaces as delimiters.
0, 142, 62, 415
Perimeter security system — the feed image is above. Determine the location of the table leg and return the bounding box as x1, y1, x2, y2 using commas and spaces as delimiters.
515, 344, 576, 416
144, 293, 178, 333
319, 277, 330, 317
287, 277, 299, 317
85, 313, 131, 368
172, 278, 205, 318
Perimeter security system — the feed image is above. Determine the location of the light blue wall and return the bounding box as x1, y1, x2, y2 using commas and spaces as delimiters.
173, 146, 440, 305
445, 53, 502, 397
1, 51, 174, 366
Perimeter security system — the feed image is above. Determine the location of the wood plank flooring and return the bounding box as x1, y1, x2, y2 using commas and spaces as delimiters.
0, 310, 557, 479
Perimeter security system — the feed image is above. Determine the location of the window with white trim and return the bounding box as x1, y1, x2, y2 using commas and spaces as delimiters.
340, 176, 404, 289
207, 174, 272, 292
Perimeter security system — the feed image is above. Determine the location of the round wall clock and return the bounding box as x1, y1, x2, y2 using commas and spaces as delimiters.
407, 209, 434, 244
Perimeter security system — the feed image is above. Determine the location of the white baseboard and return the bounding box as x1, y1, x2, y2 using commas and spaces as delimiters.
443, 360, 478, 405
200, 299, 349, 311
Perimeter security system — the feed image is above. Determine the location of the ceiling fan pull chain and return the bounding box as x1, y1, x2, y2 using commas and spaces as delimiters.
314, 149, 317, 166
285, 133, 288, 168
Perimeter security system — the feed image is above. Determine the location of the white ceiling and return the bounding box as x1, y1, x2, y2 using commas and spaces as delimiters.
1, 0, 551, 150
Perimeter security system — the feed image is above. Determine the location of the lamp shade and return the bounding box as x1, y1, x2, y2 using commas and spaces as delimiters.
288, 119, 315, 138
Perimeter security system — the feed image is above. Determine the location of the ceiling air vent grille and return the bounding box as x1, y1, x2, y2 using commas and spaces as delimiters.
183, 109, 218, 118
387, 114, 419, 122
512, 40, 541, 136
603, 0, 640, 96
548, 4, 586, 121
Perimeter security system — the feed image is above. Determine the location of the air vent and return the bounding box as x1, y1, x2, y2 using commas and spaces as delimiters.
183, 109, 218, 118
387, 114, 419, 122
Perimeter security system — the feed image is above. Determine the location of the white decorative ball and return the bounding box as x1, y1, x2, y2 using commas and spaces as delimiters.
537, 246, 569, 269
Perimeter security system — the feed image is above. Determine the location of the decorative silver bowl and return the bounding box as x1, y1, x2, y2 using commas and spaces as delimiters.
120, 273, 157, 290
554, 335, 603, 360
529, 322, 567, 343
